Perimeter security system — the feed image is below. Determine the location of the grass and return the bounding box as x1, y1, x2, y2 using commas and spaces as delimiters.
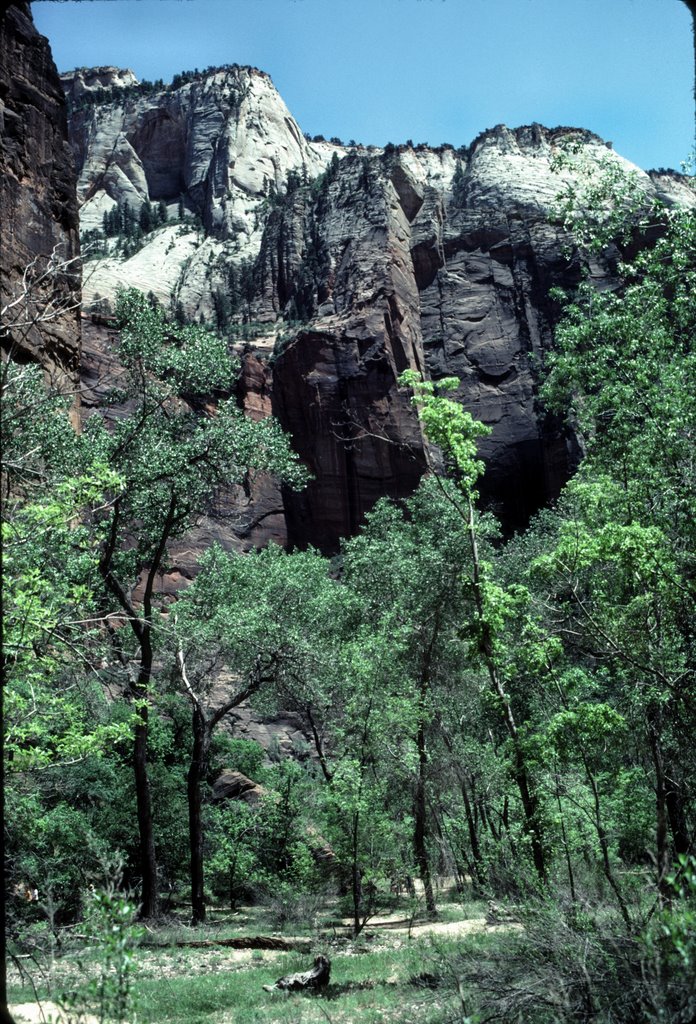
134, 947, 432, 1023
9, 942, 461, 1024
8, 895, 501, 1024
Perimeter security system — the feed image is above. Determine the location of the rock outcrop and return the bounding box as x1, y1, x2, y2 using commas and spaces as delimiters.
255, 131, 592, 544
64, 65, 695, 548
212, 771, 265, 805
62, 65, 341, 320
0, 2, 81, 387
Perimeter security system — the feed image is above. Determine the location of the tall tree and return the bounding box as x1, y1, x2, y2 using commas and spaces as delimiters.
341, 480, 472, 916
400, 371, 549, 884
87, 288, 306, 917
539, 205, 696, 902
172, 543, 331, 924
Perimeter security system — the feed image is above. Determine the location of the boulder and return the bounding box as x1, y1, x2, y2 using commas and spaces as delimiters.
212, 770, 264, 805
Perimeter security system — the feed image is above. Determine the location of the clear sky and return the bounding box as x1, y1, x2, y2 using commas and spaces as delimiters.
31, 0, 693, 172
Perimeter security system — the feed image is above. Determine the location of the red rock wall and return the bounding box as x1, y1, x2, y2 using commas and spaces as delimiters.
0, 2, 81, 386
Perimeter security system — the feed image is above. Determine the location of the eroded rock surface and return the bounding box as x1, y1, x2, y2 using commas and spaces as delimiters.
0, 1, 81, 386
63, 65, 341, 319
65, 65, 695, 546
212, 771, 265, 805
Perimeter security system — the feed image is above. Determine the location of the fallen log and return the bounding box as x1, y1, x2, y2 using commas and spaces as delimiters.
142, 935, 312, 952
485, 900, 521, 925
263, 954, 331, 992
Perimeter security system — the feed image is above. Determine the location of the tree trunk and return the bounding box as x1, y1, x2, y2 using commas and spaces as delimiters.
460, 774, 487, 889
133, 636, 158, 920
100, 499, 178, 921
133, 709, 157, 919
177, 650, 275, 927
413, 664, 437, 918
661, 750, 691, 857
1, 649, 17, 1024
479, 794, 496, 838
351, 811, 362, 937
647, 719, 672, 904
511, 746, 546, 883
439, 729, 486, 889
554, 772, 577, 905
188, 707, 212, 925
414, 725, 437, 918
581, 753, 631, 929
466, 496, 547, 883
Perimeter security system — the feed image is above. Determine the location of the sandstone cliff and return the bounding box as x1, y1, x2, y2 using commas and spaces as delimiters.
0, 1, 81, 386
64, 65, 694, 549
62, 65, 340, 319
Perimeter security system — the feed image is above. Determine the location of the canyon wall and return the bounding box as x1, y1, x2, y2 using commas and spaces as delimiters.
60, 65, 694, 550
0, 2, 81, 386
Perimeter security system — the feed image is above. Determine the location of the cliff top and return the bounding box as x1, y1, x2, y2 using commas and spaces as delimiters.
60, 62, 271, 93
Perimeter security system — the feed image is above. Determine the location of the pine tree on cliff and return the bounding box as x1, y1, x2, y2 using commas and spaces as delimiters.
139, 199, 154, 233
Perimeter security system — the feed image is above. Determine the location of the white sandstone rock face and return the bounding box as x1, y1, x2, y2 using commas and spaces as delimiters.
380, 129, 654, 217
67, 64, 696, 324
61, 65, 139, 98
64, 65, 343, 312
459, 124, 651, 213
648, 170, 696, 208
68, 64, 696, 550
82, 224, 202, 309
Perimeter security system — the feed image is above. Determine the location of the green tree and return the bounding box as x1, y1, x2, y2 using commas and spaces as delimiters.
212, 288, 232, 333
1, 357, 132, 776
190, 541, 410, 935
451, 160, 465, 206
139, 200, 153, 233
3, 472, 129, 773
340, 479, 473, 916
399, 371, 549, 884
315, 627, 414, 935
173, 542, 348, 922
538, 207, 696, 904
86, 288, 306, 917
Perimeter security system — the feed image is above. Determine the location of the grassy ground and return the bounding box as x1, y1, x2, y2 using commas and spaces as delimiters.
8, 895, 506, 1023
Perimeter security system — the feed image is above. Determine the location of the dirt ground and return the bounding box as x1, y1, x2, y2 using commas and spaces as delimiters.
345, 912, 521, 939
10, 1002, 101, 1024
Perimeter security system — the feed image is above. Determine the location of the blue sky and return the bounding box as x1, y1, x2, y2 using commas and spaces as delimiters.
32, 0, 693, 171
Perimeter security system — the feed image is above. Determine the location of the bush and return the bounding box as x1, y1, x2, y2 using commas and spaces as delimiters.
641, 856, 696, 1023
58, 862, 142, 1024
422, 879, 696, 1023
208, 735, 265, 784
